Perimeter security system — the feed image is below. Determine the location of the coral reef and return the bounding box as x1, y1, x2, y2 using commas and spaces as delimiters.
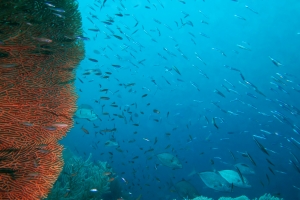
0, 0, 84, 199
102, 178, 123, 200
46, 153, 112, 200
191, 194, 283, 200
192, 196, 214, 200
218, 195, 250, 200
254, 193, 283, 200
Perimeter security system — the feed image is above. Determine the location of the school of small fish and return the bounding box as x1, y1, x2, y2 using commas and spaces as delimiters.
57, 0, 300, 199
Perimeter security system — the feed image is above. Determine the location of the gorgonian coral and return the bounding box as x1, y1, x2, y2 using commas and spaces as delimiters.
0, 0, 84, 199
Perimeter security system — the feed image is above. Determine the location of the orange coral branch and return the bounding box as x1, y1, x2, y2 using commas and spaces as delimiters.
0, 0, 84, 199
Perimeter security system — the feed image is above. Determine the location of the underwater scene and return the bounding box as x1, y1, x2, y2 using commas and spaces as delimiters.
0, 0, 300, 200
59, 0, 300, 199
58, 0, 300, 200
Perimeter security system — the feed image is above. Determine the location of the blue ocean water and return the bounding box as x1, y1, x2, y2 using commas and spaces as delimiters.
61, 0, 300, 199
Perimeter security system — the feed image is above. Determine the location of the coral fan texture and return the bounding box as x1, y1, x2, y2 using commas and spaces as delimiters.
0, 0, 84, 199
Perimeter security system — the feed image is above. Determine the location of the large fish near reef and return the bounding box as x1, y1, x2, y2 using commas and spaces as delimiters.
105, 139, 119, 147
156, 153, 182, 169
198, 171, 231, 192
74, 104, 98, 121
218, 170, 251, 188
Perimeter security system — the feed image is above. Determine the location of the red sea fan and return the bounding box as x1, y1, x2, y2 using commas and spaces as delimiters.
0, 0, 84, 199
